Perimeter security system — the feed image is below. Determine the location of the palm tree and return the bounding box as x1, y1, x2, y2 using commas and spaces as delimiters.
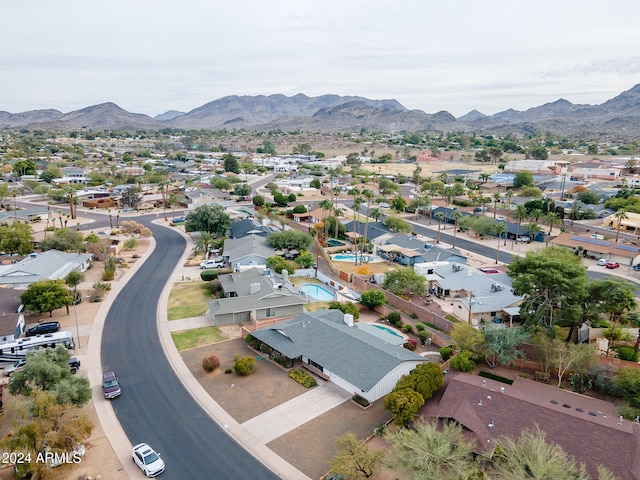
495, 221, 506, 264
434, 212, 446, 243
528, 222, 542, 242
369, 207, 382, 223
530, 208, 543, 223
349, 188, 363, 256
107, 208, 113, 228
194, 232, 214, 259
361, 189, 374, 260
614, 208, 629, 243
158, 179, 170, 216
450, 210, 462, 248
544, 211, 562, 235
512, 205, 528, 250
492, 192, 501, 219
479, 172, 490, 183
570, 202, 581, 226
505, 189, 513, 212
319, 198, 333, 241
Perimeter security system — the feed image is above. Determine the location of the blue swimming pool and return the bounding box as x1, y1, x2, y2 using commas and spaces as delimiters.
372, 324, 403, 338
299, 284, 335, 301
331, 254, 381, 263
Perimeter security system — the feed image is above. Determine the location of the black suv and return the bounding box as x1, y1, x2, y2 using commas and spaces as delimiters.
26, 321, 61, 336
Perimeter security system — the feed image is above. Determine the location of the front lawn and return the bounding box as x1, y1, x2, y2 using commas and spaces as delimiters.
171, 326, 227, 351
168, 282, 211, 320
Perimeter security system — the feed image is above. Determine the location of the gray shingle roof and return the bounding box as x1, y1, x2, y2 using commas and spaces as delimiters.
0, 250, 93, 286
222, 234, 274, 263
251, 310, 425, 392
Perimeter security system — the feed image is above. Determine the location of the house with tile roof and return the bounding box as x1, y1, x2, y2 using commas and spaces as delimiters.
208, 268, 305, 325
422, 371, 640, 480
249, 309, 426, 402
0, 250, 93, 289
549, 232, 640, 266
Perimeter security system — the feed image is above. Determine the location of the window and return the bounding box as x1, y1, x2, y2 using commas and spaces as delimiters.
266, 308, 275, 318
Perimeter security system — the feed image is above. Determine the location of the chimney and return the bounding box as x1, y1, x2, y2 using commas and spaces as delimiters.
344, 313, 354, 327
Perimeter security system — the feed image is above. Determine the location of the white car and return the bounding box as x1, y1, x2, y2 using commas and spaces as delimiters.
132, 443, 165, 477
596, 258, 609, 266
4, 359, 27, 376
199, 259, 225, 269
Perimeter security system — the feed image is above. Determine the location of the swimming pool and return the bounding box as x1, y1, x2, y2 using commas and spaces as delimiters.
331, 254, 381, 263
372, 324, 403, 338
299, 284, 335, 301
327, 239, 347, 247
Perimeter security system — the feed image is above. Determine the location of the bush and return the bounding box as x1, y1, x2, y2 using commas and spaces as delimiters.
403, 339, 418, 351
415, 323, 426, 332
102, 270, 115, 281
450, 350, 476, 372
478, 370, 514, 385
439, 346, 453, 361
328, 300, 360, 320
401, 324, 412, 333
289, 369, 317, 388
201, 269, 224, 281
352, 394, 370, 407
387, 312, 401, 326
202, 355, 220, 372
611, 345, 640, 362
418, 330, 430, 345
359, 289, 386, 309
234, 356, 257, 376
224, 368, 232, 374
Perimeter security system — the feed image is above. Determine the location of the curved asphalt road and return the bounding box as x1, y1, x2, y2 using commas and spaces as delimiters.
100, 223, 279, 479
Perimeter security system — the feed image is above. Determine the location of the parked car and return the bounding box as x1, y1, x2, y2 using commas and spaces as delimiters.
102, 371, 121, 399
633, 264, 640, 271
172, 216, 185, 223
26, 321, 61, 336
4, 359, 27, 376
69, 357, 81, 374
516, 236, 530, 243
132, 443, 165, 477
597, 258, 609, 266
605, 262, 620, 269
200, 259, 225, 269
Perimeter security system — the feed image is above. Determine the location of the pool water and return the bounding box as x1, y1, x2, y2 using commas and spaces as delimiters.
331, 254, 380, 263
372, 324, 403, 338
299, 284, 335, 301
327, 239, 347, 247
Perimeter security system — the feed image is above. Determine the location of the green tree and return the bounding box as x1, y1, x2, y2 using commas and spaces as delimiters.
328, 432, 383, 480
450, 350, 476, 371
576, 190, 600, 205
383, 388, 424, 427
266, 230, 312, 251
528, 145, 548, 160
233, 182, 252, 197
489, 426, 596, 480
494, 221, 506, 264
513, 170, 534, 188
222, 153, 240, 173
184, 204, 231, 236
328, 301, 360, 320
544, 211, 562, 235
252, 195, 265, 207
383, 216, 412, 233
2, 389, 93, 479
613, 208, 629, 243
121, 186, 141, 210
296, 250, 315, 268
8, 345, 91, 406
385, 418, 479, 479
378, 178, 400, 195
534, 336, 596, 387
508, 246, 588, 330
390, 194, 406, 212
383, 267, 426, 296
393, 362, 444, 401
266, 255, 294, 274
0, 222, 34, 255
194, 231, 214, 258
39, 227, 85, 252
11, 159, 37, 177
609, 367, 640, 400
359, 289, 386, 309
450, 322, 485, 356
481, 325, 530, 368
434, 211, 446, 243
21, 279, 73, 316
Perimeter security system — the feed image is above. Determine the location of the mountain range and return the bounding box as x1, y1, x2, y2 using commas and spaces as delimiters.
2, 85, 640, 139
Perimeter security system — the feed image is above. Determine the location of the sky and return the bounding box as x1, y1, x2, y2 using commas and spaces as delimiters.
3, 0, 640, 118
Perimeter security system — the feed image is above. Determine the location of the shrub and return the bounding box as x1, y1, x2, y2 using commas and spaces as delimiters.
201, 269, 221, 281
328, 301, 360, 320
92, 281, 111, 291
203, 280, 221, 296
450, 350, 476, 372
403, 339, 418, 351
611, 345, 639, 362
359, 289, 386, 309
289, 369, 317, 388
352, 394, 370, 407
415, 323, 425, 332
418, 330, 430, 345
387, 312, 401, 326
410, 313, 418, 319
124, 237, 138, 250
478, 371, 514, 385
401, 324, 412, 333
224, 368, 232, 374
569, 372, 592, 394
439, 346, 453, 361
102, 270, 115, 281
234, 356, 256, 376
202, 355, 220, 372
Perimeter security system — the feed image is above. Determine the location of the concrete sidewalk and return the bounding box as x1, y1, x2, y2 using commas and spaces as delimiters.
241, 383, 352, 444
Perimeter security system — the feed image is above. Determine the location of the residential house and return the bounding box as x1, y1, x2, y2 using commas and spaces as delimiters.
249, 309, 426, 403
222, 234, 275, 271
376, 234, 467, 267
207, 268, 305, 325
549, 232, 640, 266
603, 210, 640, 236
422, 262, 522, 326
229, 218, 273, 239
422, 372, 640, 480
0, 250, 93, 289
